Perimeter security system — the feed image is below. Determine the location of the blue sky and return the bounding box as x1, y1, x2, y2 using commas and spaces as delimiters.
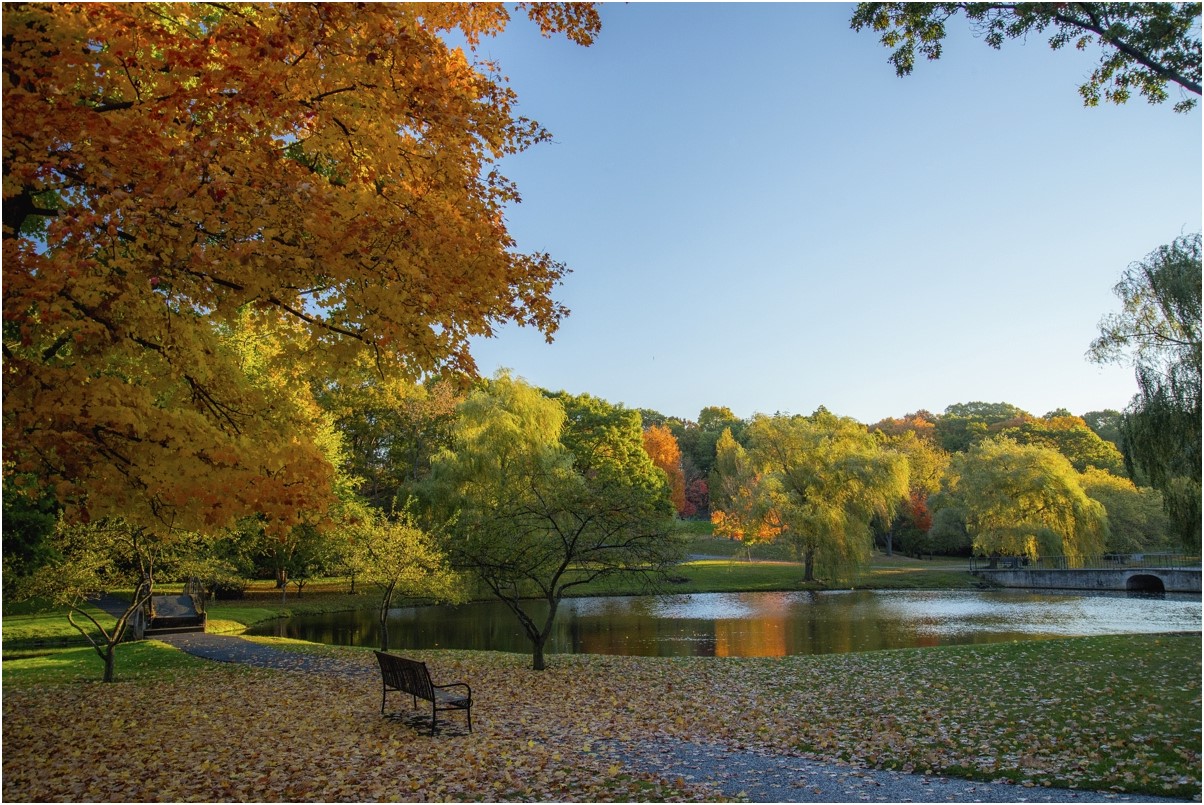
465, 3, 1202, 425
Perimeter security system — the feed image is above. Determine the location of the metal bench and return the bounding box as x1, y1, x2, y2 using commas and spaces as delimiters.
373, 651, 472, 736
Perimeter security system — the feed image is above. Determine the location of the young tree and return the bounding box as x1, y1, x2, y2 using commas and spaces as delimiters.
347, 507, 463, 653
1090, 233, 1201, 551
939, 438, 1108, 564
715, 411, 909, 582
851, 3, 1202, 111
16, 520, 162, 682
427, 374, 678, 670
3, 3, 596, 534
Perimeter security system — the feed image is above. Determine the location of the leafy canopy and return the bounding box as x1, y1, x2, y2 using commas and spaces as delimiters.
3, 3, 597, 532
714, 410, 909, 581
851, 3, 1203, 112
937, 437, 1108, 563
426, 373, 677, 669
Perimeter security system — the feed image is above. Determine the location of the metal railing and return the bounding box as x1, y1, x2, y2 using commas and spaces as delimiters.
970, 553, 1201, 572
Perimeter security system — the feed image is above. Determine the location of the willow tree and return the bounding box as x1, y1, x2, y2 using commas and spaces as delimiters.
715, 410, 909, 582
938, 438, 1108, 564
426, 374, 677, 670
3, 4, 597, 535
1089, 233, 1202, 551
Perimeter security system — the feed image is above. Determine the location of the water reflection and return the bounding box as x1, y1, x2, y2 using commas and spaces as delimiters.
247, 589, 1202, 659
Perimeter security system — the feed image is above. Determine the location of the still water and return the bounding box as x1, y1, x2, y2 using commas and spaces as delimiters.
248, 590, 1201, 658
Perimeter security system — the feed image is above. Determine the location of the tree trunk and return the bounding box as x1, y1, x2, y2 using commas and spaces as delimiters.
531, 636, 547, 671
803, 549, 816, 582
379, 583, 395, 652
530, 595, 560, 671
102, 646, 116, 683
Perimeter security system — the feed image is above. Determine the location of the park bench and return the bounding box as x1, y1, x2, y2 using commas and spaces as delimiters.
373, 651, 472, 736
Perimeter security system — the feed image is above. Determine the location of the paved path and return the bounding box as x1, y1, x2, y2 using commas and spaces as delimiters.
156, 631, 374, 678
98, 590, 1189, 805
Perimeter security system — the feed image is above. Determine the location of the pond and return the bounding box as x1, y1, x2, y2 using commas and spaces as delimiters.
246, 589, 1202, 658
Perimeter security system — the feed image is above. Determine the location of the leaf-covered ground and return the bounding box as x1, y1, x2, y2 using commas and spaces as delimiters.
3, 634, 1199, 801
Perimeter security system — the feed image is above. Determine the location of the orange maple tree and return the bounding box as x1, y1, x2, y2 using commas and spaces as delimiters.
3, 3, 598, 532
641, 424, 687, 515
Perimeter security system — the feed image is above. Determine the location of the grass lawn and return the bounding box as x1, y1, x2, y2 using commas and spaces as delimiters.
2, 633, 1198, 801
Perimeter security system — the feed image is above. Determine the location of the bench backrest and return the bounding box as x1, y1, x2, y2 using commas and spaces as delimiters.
374, 651, 434, 701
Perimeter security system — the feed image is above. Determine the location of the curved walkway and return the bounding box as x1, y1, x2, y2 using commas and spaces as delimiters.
156, 631, 373, 678
146, 629, 1190, 804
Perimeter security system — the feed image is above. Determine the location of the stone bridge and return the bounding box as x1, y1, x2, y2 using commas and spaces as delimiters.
975, 566, 1200, 593
970, 554, 1201, 593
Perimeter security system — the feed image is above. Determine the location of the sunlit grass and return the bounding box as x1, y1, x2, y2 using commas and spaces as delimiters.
2, 640, 217, 685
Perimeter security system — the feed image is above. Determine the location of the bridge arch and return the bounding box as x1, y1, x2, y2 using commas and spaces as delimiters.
1125, 573, 1166, 594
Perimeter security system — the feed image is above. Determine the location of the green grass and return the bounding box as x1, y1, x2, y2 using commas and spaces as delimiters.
1, 604, 118, 650
785, 633, 1202, 798
1, 639, 218, 685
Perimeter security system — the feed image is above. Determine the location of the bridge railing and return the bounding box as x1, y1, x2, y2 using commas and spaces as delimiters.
970, 553, 1201, 572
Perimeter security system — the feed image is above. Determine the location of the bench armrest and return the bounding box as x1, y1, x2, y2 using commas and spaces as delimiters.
433, 681, 471, 698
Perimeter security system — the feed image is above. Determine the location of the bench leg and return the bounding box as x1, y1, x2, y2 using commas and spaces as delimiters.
430, 703, 438, 737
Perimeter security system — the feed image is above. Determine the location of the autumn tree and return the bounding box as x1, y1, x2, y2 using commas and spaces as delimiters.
714, 410, 909, 582
3, 4, 596, 536
935, 438, 1108, 564
851, 3, 1202, 112
426, 374, 678, 670
869, 410, 939, 443
874, 430, 950, 556
709, 428, 783, 552
1090, 233, 1202, 551
642, 424, 688, 516
934, 401, 1029, 453
995, 414, 1127, 476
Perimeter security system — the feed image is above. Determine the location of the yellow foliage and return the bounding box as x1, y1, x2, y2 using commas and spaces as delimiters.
3, 4, 595, 532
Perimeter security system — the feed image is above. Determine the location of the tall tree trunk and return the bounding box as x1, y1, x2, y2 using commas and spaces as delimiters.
804, 549, 816, 582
